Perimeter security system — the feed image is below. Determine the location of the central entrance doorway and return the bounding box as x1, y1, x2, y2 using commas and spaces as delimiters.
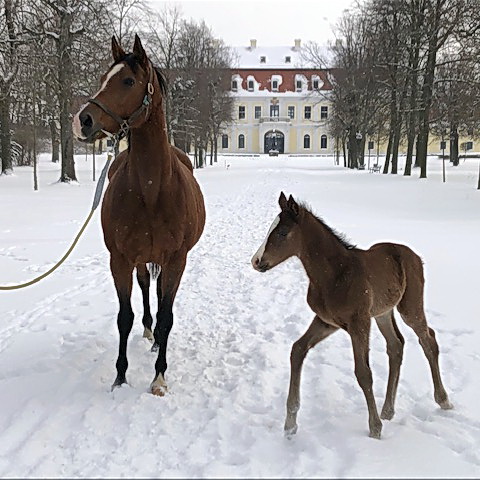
264, 130, 285, 154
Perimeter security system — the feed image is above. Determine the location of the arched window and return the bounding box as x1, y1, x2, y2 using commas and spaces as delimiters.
238, 134, 245, 149
321, 134, 328, 149
222, 134, 229, 149
303, 134, 311, 149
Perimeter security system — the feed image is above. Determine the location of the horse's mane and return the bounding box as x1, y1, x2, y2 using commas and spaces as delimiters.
299, 202, 357, 250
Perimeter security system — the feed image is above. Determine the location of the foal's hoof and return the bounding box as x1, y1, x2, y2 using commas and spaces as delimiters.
369, 426, 382, 440
150, 343, 159, 353
143, 328, 154, 342
284, 420, 298, 439
380, 406, 395, 421
439, 399, 454, 410
150, 375, 168, 396
111, 376, 127, 392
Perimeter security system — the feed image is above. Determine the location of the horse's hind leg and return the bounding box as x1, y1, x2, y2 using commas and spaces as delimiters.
136, 264, 154, 342
111, 254, 135, 390
375, 310, 404, 420
151, 254, 187, 396
397, 287, 453, 410
284, 315, 338, 437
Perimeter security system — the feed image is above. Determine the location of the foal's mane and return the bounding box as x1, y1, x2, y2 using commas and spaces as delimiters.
299, 202, 357, 250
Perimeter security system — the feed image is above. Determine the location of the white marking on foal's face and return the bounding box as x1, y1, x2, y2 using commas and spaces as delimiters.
72, 64, 125, 140
251, 215, 280, 268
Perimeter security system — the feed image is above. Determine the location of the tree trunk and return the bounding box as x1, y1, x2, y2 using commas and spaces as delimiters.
383, 129, 394, 174
50, 119, 59, 163
214, 135, 218, 162
57, 7, 77, 182
450, 123, 459, 166
342, 137, 347, 167
0, 96, 13, 174
391, 123, 402, 174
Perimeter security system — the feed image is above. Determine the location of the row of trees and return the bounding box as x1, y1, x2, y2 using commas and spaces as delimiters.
0, 0, 234, 182
304, 0, 480, 178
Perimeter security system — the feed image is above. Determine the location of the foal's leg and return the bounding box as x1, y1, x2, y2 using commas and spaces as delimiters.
398, 304, 452, 410
136, 264, 154, 342
349, 318, 382, 439
150, 254, 187, 396
375, 310, 405, 420
150, 269, 163, 352
111, 254, 135, 390
284, 315, 338, 436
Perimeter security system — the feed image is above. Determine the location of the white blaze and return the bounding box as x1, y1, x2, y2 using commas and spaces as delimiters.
251, 215, 280, 267
72, 64, 125, 139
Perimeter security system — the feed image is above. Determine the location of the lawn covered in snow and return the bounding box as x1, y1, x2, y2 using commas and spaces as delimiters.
0, 153, 479, 477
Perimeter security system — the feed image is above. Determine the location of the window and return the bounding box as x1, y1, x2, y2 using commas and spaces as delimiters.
254, 106, 262, 119
260, 56, 266, 63
285, 56, 291, 63
304, 134, 311, 149
272, 80, 278, 91
222, 134, 228, 149
239, 106, 245, 119
321, 135, 328, 149
238, 134, 245, 149
304, 106, 311, 119
296, 80, 302, 91
248, 80, 254, 91
288, 106, 295, 119
231, 80, 238, 91
313, 79, 319, 90
321, 106, 328, 119
270, 104, 279, 117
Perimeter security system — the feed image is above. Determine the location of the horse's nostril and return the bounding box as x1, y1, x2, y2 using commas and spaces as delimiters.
254, 257, 260, 266
80, 112, 93, 129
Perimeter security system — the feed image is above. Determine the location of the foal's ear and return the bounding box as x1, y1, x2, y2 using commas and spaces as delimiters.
287, 195, 299, 217
133, 33, 148, 68
279, 191, 288, 210
111, 36, 125, 62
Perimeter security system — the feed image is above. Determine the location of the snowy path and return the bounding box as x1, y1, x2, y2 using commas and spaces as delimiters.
0, 155, 479, 477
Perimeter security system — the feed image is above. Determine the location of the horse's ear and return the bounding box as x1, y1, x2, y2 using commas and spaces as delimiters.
111, 36, 125, 62
279, 191, 288, 210
133, 33, 148, 68
287, 195, 299, 217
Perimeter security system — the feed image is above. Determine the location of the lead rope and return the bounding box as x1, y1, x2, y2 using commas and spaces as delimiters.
0, 138, 117, 291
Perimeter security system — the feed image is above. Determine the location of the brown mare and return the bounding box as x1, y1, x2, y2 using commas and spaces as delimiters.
72, 35, 205, 395
251, 192, 452, 439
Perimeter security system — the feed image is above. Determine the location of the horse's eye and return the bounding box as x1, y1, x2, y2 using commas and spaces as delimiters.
123, 78, 135, 87
277, 229, 288, 237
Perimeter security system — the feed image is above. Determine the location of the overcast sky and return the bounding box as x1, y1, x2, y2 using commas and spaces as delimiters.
147, 0, 356, 47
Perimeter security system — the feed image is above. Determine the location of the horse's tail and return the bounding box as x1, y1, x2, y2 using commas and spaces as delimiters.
148, 263, 161, 281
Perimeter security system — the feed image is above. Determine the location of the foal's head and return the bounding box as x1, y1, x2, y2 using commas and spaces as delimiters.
251, 192, 303, 272
73, 34, 165, 142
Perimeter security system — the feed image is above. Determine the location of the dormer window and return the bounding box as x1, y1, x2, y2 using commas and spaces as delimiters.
260, 56, 266, 63
231, 80, 238, 91
272, 80, 278, 91
313, 79, 319, 90
285, 56, 291, 63
296, 80, 302, 91
248, 80, 254, 91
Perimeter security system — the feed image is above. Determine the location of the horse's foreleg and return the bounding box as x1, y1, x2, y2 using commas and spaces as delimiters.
150, 269, 163, 352
151, 254, 187, 396
111, 254, 134, 390
350, 318, 382, 439
284, 315, 338, 437
375, 310, 404, 420
136, 264, 154, 342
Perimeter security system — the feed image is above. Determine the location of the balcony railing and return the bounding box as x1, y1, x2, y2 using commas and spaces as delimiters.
259, 116, 292, 123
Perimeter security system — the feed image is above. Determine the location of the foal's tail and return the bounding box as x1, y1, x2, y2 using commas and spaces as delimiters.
148, 263, 161, 281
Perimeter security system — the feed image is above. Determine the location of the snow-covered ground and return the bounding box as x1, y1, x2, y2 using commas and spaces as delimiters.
0, 152, 479, 477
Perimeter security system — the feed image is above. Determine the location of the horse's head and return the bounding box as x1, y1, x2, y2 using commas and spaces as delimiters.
251, 192, 302, 272
73, 34, 165, 143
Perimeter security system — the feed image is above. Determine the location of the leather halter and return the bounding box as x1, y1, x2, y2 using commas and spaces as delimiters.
87, 62, 155, 138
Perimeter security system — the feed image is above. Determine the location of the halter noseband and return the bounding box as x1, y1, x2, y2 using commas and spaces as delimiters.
87, 63, 155, 138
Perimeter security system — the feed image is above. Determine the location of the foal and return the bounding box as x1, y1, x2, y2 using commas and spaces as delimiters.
73, 35, 205, 395
251, 192, 452, 439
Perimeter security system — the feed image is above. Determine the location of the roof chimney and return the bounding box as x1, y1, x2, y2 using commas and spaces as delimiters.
294, 38, 301, 49
250, 39, 257, 49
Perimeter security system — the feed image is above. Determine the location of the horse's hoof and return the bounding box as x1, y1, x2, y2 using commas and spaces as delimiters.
369, 426, 382, 439
284, 423, 298, 438
143, 328, 154, 342
439, 399, 454, 410
150, 343, 159, 353
150, 375, 167, 396
380, 406, 395, 420
111, 377, 127, 392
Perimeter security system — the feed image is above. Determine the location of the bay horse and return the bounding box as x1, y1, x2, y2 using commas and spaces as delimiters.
72, 35, 205, 395
251, 192, 452, 438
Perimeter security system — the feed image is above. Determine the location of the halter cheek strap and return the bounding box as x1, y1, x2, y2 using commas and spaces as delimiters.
87, 64, 156, 138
